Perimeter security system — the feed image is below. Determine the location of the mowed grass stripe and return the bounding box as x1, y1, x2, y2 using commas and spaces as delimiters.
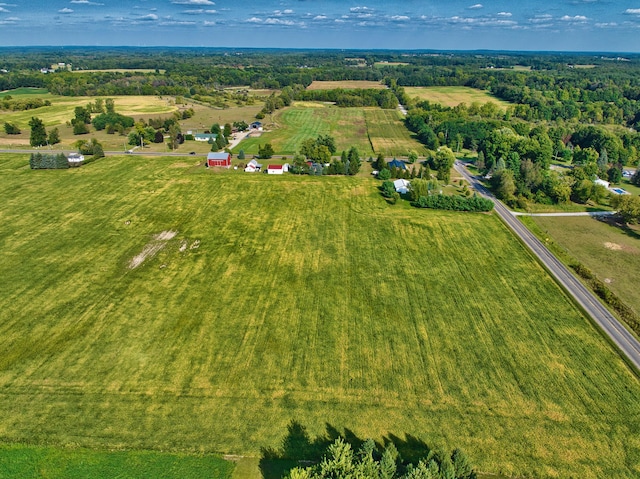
0, 155, 638, 478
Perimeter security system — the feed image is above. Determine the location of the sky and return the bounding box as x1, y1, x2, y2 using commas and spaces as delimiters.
1, 0, 640, 52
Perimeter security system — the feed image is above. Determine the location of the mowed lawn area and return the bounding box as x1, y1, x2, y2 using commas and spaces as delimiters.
0, 155, 639, 478
404, 86, 511, 109
235, 103, 426, 157
0, 444, 233, 479
526, 215, 640, 314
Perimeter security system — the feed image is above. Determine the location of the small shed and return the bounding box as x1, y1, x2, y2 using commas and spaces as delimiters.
267, 164, 284, 175
250, 121, 263, 131
595, 178, 610, 189
207, 152, 232, 168
394, 179, 411, 194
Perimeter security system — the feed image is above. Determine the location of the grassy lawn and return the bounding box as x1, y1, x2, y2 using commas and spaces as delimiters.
234, 104, 426, 157
306, 81, 386, 90
525, 215, 640, 315
404, 86, 511, 109
0, 154, 639, 478
0, 444, 233, 479
0, 88, 49, 98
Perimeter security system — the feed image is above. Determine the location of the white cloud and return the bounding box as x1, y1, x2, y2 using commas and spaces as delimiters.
313, 15, 327, 20
468, 4, 483, 9
70, 0, 104, 5
497, 12, 512, 17
246, 17, 262, 23
283, 9, 293, 14
560, 15, 588, 22
184, 9, 218, 15
58, 8, 73, 13
0, 6, 9, 12
264, 17, 296, 25
625, 8, 640, 15
139, 13, 158, 21
172, 0, 214, 5
350, 6, 371, 12
391, 15, 410, 21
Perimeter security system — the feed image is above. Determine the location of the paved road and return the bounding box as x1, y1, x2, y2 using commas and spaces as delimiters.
511, 211, 616, 217
455, 161, 640, 373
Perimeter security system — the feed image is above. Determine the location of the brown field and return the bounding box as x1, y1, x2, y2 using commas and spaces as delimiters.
306, 81, 386, 90
404, 86, 512, 109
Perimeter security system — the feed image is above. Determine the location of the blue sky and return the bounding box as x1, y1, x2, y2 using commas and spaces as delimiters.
1, 0, 640, 51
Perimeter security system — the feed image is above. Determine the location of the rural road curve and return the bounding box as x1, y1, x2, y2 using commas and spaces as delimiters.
454, 161, 640, 373
511, 211, 616, 217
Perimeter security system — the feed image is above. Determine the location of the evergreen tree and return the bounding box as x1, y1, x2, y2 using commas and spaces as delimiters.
28, 117, 47, 147
47, 127, 60, 145
347, 146, 361, 175
238, 149, 245, 160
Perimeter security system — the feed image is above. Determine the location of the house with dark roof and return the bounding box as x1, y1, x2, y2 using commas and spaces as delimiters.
388, 159, 407, 170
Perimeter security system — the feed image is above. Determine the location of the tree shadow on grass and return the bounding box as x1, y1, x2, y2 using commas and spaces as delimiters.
258, 420, 435, 479
594, 214, 640, 241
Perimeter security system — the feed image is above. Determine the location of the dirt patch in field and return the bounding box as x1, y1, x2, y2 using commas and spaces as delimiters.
129, 230, 177, 269
604, 242, 622, 251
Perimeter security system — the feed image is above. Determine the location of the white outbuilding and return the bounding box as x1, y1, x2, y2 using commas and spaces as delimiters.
393, 178, 411, 195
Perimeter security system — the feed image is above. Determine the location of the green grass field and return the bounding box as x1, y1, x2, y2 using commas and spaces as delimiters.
0, 87, 49, 98
525, 215, 640, 315
404, 86, 511, 109
235, 104, 426, 157
0, 154, 639, 478
0, 444, 233, 479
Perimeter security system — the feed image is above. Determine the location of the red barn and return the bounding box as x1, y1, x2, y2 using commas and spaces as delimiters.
207, 152, 231, 168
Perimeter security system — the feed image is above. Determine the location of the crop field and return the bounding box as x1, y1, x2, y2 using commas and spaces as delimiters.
526, 215, 640, 315
364, 109, 428, 156
0, 94, 177, 129
0, 444, 233, 479
404, 86, 511, 109
306, 80, 386, 90
0, 153, 639, 478
235, 104, 426, 157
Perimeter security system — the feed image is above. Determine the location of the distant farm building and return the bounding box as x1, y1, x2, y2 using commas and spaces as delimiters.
195, 133, 218, 142
244, 159, 263, 172
595, 178, 610, 189
267, 164, 284, 175
207, 152, 232, 168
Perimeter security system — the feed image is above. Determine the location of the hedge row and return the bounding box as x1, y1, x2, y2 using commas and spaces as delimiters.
413, 194, 494, 212
29, 153, 69, 169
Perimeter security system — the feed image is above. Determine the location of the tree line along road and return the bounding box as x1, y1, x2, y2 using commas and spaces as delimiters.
454, 161, 640, 374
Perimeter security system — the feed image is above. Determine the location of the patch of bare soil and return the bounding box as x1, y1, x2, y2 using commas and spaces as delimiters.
604, 242, 623, 251
129, 230, 177, 269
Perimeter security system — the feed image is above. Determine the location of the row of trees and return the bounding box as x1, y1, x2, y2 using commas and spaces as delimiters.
287, 437, 476, 479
